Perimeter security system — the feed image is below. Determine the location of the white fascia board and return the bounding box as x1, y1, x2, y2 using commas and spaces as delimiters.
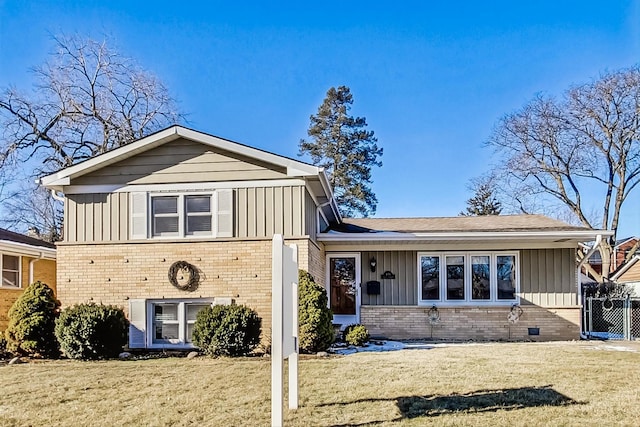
0, 241, 56, 259
40, 127, 180, 187
63, 179, 307, 194
611, 255, 640, 281
317, 169, 341, 222
317, 230, 612, 243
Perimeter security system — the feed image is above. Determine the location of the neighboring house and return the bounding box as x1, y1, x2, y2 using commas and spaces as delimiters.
611, 255, 640, 295
40, 126, 606, 348
581, 236, 639, 278
0, 228, 57, 330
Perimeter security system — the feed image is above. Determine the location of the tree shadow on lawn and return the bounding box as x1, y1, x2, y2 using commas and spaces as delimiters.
322, 385, 584, 426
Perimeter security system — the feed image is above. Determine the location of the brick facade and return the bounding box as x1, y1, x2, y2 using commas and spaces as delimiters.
0, 258, 57, 330
360, 305, 581, 341
55, 238, 314, 334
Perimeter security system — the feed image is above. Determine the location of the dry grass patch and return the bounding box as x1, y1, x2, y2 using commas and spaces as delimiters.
1, 341, 639, 426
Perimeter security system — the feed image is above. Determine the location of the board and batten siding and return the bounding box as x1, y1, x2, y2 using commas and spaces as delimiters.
65, 193, 129, 242
71, 138, 289, 186
65, 185, 308, 242
353, 248, 577, 308
519, 248, 577, 306
304, 189, 317, 241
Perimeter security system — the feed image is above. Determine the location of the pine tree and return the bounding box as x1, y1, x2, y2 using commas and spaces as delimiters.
460, 180, 502, 216
299, 86, 383, 217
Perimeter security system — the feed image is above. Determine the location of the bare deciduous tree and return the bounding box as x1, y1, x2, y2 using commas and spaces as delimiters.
487, 66, 640, 280
0, 34, 184, 239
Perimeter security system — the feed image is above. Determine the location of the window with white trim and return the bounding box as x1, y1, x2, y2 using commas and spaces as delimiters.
130, 189, 233, 239
418, 252, 518, 305
151, 301, 211, 346
1, 254, 21, 288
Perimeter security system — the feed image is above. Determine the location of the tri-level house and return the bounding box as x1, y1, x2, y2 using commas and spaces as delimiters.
41, 126, 607, 349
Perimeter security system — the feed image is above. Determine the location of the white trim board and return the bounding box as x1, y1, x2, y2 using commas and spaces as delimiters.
63, 179, 308, 194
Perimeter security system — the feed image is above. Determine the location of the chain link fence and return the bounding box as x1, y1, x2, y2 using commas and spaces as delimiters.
583, 297, 640, 340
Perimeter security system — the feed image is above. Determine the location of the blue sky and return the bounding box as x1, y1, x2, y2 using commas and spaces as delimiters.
1, 1, 639, 236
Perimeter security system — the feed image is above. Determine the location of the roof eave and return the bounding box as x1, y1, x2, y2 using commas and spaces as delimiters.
0, 240, 57, 259
317, 229, 612, 243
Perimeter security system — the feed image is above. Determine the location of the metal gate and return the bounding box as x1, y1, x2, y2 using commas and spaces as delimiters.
583, 297, 640, 340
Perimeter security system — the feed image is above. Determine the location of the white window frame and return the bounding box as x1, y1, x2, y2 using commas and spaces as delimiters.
0, 253, 22, 289
151, 195, 181, 237
146, 191, 220, 239
185, 195, 213, 236
417, 252, 519, 306
147, 299, 213, 349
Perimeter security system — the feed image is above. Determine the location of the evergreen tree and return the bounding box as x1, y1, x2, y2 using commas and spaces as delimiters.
299, 86, 382, 217
460, 179, 502, 216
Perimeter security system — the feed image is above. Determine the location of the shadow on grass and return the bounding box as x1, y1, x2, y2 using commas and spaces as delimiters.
324, 385, 584, 426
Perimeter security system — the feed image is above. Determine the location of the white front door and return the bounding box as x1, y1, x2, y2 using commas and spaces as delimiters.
327, 253, 361, 326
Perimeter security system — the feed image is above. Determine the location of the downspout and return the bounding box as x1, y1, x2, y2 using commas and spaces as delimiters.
29, 252, 45, 285
50, 189, 65, 202
577, 234, 602, 339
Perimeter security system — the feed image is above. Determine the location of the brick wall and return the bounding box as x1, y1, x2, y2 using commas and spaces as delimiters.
361, 305, 581, 341
0, 257, 57, 330
56, 238, 313, 334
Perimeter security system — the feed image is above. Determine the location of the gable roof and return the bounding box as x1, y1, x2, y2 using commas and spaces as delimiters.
39, 125, 340, 222
0, 228, 56, 259
612, 255, 640, 282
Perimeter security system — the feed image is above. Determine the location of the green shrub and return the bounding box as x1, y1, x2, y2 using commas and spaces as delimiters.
298, 270, 334, 353
5, 281, 60, 358
192, 304, 261, 357
55, 303, 129, 360
344, 324, 370, 346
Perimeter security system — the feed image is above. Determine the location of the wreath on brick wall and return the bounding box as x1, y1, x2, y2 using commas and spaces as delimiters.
168, 261, 200, 292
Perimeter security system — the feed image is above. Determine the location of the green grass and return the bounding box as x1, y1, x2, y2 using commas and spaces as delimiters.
1, 341, 640, 426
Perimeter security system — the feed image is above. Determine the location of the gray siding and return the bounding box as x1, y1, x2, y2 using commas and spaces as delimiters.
65, 193, 129, 242
304, 189, 317, 241
72, 138, 288, 186
235, 186, 304, 238
65, 186, 306, 242
360, 251, 418, 305
353, 248, 577, 308
520, 248, 576, 306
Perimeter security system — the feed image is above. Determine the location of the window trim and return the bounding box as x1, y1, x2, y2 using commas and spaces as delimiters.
417, 251, 519, 306
0, 253, 22, 289
146, 299, 213, 349
147, 191, 218, 240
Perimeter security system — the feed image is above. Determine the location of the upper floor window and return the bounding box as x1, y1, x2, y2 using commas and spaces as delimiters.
418, 252, 518, 305
1, 254, 21, 288
130, 190, 233, 240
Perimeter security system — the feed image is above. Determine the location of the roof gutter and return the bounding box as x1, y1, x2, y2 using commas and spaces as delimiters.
577, 233, 603, 340
318, 230, 612, 242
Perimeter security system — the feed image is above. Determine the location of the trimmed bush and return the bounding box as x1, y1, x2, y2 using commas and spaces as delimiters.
192, 304, 261, 357
298, 270, 334, 353
5, 281, 60, 358
344, 324, 370, 346
55, 303, 129, 360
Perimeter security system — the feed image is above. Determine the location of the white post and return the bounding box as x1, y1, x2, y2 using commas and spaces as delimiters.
271, 234, 299, 427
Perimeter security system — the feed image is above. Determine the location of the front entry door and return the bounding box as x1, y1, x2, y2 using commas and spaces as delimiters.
327, 254, 361, 326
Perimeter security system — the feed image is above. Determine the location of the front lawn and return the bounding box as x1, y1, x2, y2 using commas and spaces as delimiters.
1, 341, 639, 426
